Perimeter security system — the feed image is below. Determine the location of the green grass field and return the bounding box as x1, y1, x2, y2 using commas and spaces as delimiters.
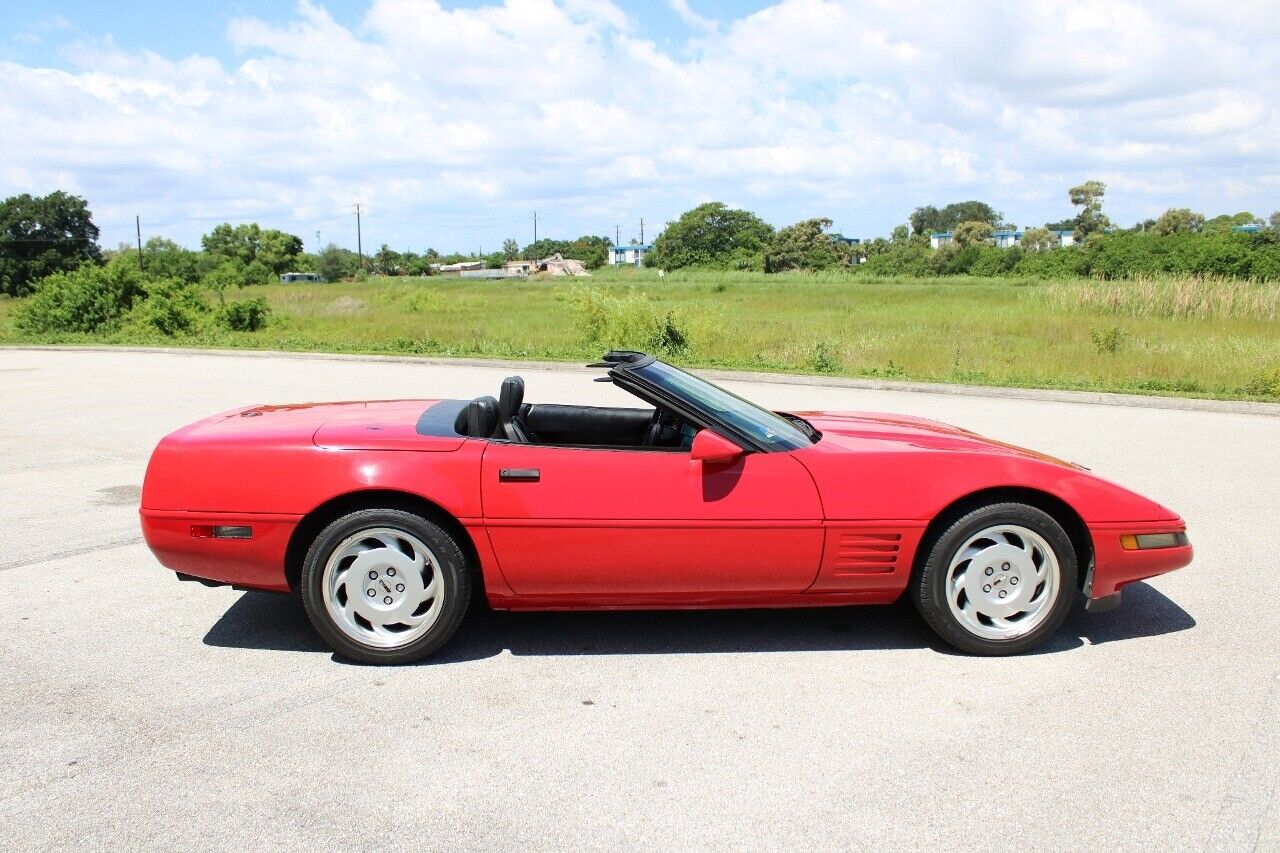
3, 266, 1279, 401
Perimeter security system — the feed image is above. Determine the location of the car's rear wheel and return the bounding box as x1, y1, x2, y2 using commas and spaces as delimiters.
912, 502, 1078, 655
300, 509, 471, 664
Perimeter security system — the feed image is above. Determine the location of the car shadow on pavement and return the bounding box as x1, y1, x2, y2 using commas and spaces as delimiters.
202, 581, 1194, 664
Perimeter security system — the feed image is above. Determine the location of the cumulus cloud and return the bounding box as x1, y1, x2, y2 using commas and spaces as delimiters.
1, 0, 1277, 249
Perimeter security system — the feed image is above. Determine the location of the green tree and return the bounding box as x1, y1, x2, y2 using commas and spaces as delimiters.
1021, 227, 1058, 252
953, 221, 995, 247
891, 224, 909, 242
646, 202, 774, 270
0, 191, 102, 297
373, 243, 402, 275
256, 228, 304, 273
763, 218, 849, 272
316, 243, 359, 281
1152, 208, 1205, 236
502, 238, 520, 260
520, 239, 572, 261
1069, 180, 1110, 241
909, 200, 1002, 236
1269, 211, 1280, 230
201, 223, 303, 273
1202, 211, 1262, 235
568, 235, 612, 269
139, 236, 210, 284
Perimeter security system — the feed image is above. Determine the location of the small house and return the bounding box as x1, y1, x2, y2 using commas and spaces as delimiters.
279, 272, 324, 283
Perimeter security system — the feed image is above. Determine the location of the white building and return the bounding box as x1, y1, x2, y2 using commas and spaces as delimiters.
610, 244, 652, 266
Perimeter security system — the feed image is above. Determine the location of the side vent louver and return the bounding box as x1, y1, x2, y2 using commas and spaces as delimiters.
833, 532, 901, 575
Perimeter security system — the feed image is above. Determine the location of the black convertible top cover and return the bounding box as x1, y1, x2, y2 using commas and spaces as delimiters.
415, 399, 470, 437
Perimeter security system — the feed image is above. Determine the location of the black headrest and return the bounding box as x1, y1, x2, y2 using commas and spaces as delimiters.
498, 376, 525, 418
453, 395, 498, 437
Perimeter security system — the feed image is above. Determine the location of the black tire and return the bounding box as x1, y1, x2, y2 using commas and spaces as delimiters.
912, 502, 1078, 656
299, 509, 471, 664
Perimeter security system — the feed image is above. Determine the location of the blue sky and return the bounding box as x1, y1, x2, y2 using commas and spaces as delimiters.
0, 1, 773, 67
2, 1, 1277, 253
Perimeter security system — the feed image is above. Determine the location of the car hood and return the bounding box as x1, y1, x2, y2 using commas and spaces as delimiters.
793, 410, 1084, 469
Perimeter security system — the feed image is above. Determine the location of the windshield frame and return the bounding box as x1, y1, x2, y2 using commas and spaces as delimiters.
612, 358, 815, 453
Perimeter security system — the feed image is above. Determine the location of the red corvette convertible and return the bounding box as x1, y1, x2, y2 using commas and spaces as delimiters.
141, 351, 1191, 663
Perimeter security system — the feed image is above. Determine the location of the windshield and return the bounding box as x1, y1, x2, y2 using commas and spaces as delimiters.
632, 360, 814, 451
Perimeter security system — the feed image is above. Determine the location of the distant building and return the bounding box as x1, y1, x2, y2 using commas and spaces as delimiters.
433, 261, 483, 274
992, 229, 1023, 248
1233, 224, 1263, 233
933, 228, 1077, 249
829, 233, 861, 247
610, 244, 651, 266
461, 268, 523, 280
279, 272, 324, 283
504, 259, 535, 275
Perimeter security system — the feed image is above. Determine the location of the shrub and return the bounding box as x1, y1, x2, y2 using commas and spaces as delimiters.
810, 341, 840, 373
15, 262, 145, 334
126, 278, 210, 335
855, 241, 933, 277
561, 285, 694, 356
1241, 369, 1280, 398
1090, 326, 1126, 354
220, 297, 271, 332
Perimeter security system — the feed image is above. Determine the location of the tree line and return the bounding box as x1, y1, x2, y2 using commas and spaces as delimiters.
0, 191, 619, 300
645, 183, 1280, 280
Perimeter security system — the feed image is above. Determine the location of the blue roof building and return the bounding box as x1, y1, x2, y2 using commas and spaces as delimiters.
610, 244, 652, 266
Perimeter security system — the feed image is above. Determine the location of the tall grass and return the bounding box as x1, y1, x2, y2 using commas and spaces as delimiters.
3, 269, 1279, 401
1047, 276, 1280, 321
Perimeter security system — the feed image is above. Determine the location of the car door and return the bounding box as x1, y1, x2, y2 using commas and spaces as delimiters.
480, 440, 824, 597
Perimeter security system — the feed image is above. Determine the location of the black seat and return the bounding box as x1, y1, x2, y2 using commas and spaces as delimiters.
453, 396, 498, 438
496, 376, 530, 442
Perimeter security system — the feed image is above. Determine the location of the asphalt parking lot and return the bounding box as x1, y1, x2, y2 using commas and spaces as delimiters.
2, 347, 1278, 851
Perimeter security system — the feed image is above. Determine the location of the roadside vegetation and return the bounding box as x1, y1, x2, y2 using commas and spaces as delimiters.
4, 266, 1280, 402
2, 188, 1279, 402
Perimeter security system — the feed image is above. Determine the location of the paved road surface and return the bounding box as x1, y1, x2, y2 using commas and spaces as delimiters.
1, 348, 1277, 851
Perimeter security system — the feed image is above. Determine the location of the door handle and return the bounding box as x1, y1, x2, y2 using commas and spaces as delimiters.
499, 468, 540, 482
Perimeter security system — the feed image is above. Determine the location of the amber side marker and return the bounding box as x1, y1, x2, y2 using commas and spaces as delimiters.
1120, 532, 1189, 550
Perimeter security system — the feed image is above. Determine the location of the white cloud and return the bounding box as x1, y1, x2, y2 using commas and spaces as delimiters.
0, 0, 1277, 249
665, 0, 717, 34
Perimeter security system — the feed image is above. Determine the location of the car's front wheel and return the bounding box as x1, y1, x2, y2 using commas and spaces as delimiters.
300, 509, 471, 664
912, 502, 1078, 655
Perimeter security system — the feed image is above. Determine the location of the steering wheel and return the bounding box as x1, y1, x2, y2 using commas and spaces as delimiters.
642, 408, 665, 447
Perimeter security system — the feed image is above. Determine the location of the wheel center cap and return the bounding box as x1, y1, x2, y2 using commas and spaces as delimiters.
363, 566, 407, 607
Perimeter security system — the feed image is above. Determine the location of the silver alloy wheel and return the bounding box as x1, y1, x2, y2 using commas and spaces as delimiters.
945, 523, 1060, 641
321, 526, 445, 649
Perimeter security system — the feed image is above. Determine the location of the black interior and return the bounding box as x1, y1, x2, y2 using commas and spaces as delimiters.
454, 374, 693, 450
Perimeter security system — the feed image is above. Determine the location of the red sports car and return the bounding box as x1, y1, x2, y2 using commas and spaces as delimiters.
141, 351, 1192, 663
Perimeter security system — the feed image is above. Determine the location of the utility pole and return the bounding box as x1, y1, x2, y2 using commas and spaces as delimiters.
532, 210, 538, 246
315, 230, 321, 252
640, 218, 645, 245
615, 224, 621, 245
353, 203, 364, 272
135, 215, 144, 272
